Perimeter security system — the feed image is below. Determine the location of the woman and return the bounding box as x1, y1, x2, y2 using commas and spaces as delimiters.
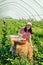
18, 22, 33, 46
10, 22, 33, 54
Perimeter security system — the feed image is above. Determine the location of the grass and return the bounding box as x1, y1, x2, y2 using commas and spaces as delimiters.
0, 18, 43, 65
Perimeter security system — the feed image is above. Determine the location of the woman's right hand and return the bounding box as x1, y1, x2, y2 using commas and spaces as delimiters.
18, 33, 23, 37
18, 32, 26, 38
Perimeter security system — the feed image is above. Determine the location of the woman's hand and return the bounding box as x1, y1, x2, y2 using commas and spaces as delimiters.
30, 44, 33, 48
18, 33, 23, 37
18, 32, 26, 37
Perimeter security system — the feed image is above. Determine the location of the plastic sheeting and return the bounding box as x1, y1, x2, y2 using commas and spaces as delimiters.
0, 0, 43, 20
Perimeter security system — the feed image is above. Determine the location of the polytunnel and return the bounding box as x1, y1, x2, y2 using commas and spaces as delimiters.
0, 0, 43, 65
0, 0, 43, 20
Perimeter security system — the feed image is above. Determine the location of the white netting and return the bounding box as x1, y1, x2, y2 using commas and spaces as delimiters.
0, 0, 43, 20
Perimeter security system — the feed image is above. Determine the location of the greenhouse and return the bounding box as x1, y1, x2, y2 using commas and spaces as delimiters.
0, 0, 43, 65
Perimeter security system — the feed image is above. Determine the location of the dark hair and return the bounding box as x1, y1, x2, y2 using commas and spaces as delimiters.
24, 26, 33, 34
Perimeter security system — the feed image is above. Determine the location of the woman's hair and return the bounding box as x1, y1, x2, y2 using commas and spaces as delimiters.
24, 26, 33, 34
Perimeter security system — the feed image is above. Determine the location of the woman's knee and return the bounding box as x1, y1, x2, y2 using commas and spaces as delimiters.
10, 35, 15, 41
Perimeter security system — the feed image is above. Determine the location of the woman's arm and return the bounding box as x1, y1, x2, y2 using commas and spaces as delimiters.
29, 34, 33, 47
29, 37, 32, 45
18, 27, 24, 37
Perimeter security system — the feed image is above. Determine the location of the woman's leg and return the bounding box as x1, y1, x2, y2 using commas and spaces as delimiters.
10, 35, 17, 55
10, 35, 15, 48
10, 35, 19, 55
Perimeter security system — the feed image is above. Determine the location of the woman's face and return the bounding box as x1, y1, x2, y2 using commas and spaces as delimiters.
26, 25, 31, 30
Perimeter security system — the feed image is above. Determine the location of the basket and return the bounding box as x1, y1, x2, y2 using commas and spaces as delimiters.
19, 40, 26, 45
